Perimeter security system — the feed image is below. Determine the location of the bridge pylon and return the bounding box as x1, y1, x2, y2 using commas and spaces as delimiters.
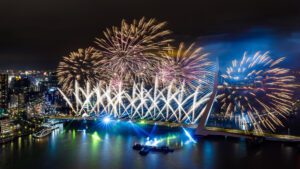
195, 58, 219, 136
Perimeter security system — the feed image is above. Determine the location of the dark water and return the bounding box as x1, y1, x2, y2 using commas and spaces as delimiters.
0, 122, 299, 169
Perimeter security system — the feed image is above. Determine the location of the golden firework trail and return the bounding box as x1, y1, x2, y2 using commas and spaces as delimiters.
57, 47, 106, 94
95, 17, 172, 86
157, 42, 214, 92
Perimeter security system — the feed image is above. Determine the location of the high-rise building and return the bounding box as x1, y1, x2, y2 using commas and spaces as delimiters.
0, 74, 8, 114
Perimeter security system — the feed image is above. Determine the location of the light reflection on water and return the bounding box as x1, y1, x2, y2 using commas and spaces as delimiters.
0, 122, 298, 169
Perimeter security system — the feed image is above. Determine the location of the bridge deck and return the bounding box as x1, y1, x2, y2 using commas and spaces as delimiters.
197, 127, 300, 143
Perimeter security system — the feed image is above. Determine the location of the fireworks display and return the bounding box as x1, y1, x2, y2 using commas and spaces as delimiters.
157, 43, 213, 91
217, 52, 298, 133
95, 17, 172, 86
56, 17, 299, 133
58, 77, 213, 124
57, 47, 105, 93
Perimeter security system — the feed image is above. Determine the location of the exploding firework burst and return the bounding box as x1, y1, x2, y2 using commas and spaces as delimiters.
217, 51, 298, 133
57, 47, 106, 93
95, 17, 172, 86
156, 43, 213, 91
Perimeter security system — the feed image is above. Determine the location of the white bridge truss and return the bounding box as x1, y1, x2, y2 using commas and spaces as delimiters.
58, 79, 214, 124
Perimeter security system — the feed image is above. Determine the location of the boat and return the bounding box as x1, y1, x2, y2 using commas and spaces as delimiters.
133, 143, 174, 155
32, 128, 53, 138
33, 121, 61, 139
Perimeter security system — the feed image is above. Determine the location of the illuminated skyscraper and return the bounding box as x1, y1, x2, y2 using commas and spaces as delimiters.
0, 74, 8, 114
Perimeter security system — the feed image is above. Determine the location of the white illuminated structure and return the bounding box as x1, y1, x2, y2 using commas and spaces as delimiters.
58, 78, 214, 124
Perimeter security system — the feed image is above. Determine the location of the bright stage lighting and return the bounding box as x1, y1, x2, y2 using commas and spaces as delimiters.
103, 117, 111, 124
139, 120, 146, 125
145, 137, 161, 146
182, 127, 196, 143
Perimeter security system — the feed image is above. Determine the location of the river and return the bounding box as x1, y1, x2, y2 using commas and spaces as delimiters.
0, 121, 299, 169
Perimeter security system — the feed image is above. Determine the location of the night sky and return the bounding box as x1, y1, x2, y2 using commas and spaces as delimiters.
1, 0, 300, 70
